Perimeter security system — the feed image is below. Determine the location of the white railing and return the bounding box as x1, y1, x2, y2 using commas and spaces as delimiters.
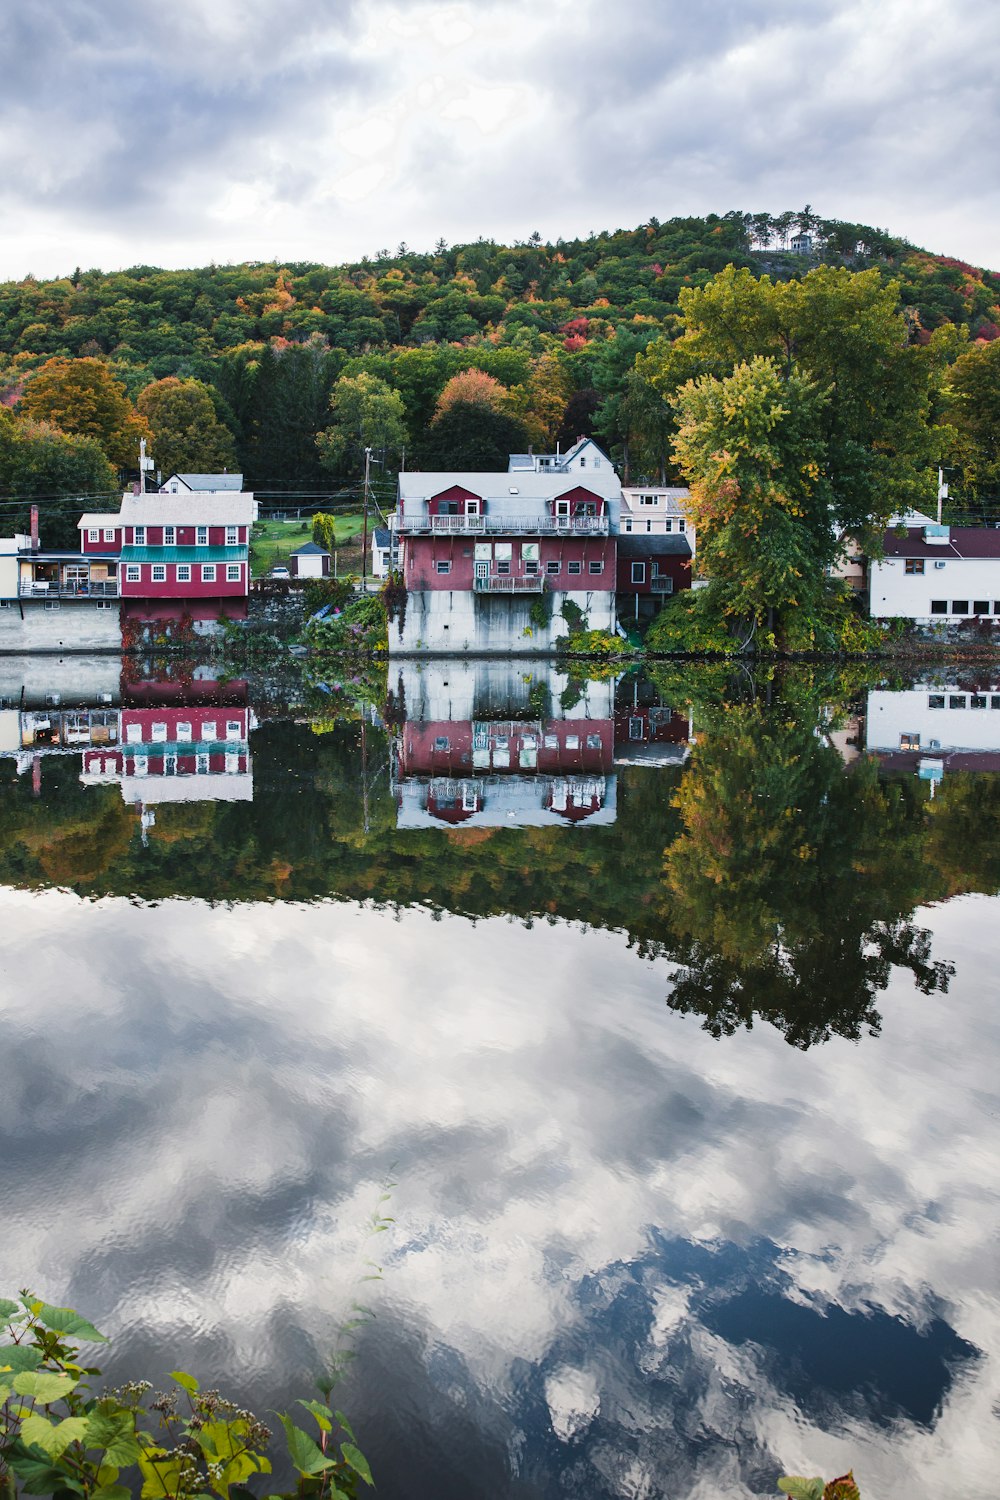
650, 577, 674, 593
20, 580, 118, 598
394, 514, 609, 536
473, 575, 545, 593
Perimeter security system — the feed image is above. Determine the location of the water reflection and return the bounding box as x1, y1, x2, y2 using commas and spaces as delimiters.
1, 656, 999, 1498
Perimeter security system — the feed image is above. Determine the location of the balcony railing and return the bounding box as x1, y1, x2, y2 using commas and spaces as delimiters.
473, 575, 546, 594
20, 580, 119, 598
650, 577, 674, 593
395, 514, 609, 536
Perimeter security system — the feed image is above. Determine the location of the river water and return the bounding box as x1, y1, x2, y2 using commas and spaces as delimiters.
1, 655, 998, 1499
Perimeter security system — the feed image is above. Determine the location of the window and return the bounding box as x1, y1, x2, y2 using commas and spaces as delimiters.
629, 716, 644, 740
103, 528, 115, 543
546, 560, 560, 575
579, 457, 586, 468
43, 600, 60, 611
151, 565, 166, 582
433, 736, 450, 752
931, 600, 947, 614
133, 755, 147, 776
588, 560, 603, 574
949, 695, 967, 708
905, 559, 925, 574
631, 562, 646, 584
201, 564, 216, 582
226, 720, 242, 740
992, 696, 1000, 709
525, 560, 539, 576
164, 526, 175, 545
640, 495, 656, 506
227, 564, 241, 581
679, 520, 686, 533
0, 601, 9, 610
556, 500, 570, 517
952, 600, 969, 614
196, 753, 209, 775
126, 723, 142, 744
975, 600, 990, 614
226, 526, 238, 545
972, 694, 987, 708
900, 733, 920, 750
176, 564, 191, 583
928, 695, 945, 708
567, 560, 582, 575
96, 600, 113, 610
646, 520, 652, 532
225, 754, 239, 774
586, 734, 602, 750
177, 722, 192, 742
151, 723, 167, 742
196, 526, 208, 546
497, 561, 510, 575
88, 528, 98, 542
126, 566, 140, 582
624, 519, 633, 532
134, 526, 145, 545
201, 721, 217, 740
435, 560, 451, 575
664, 519, 673, 532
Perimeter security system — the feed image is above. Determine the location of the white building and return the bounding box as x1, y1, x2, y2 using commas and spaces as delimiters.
620, 487, 694, 551
864, 681, 1000, 778
868, 524, 1000, 622
508, 438, 615, 477
159, 472, 244, 494
371, 527, 393, 580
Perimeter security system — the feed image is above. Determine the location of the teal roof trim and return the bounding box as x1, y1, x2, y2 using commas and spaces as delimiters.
120, 545, 246, 564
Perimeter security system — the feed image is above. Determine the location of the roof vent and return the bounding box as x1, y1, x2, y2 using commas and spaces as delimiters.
509, 487, 519, 495
923, 524, 950, 545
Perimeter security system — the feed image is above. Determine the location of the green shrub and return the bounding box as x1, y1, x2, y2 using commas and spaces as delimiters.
645, 589, 742, 655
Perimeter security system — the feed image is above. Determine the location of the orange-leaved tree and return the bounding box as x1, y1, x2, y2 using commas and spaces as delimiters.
22, 357, 150, 470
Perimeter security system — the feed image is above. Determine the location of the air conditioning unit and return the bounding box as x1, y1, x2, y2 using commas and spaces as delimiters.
934, 560, 947, 569
929, 739, 941, 749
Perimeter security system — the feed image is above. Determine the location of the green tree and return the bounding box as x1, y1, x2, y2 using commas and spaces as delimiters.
671, 356, 834, 628
316, 371, 407, 476
945, 337, 1000, 510
0, 409, 118, 546
20, 356, 151, 469
136, 376, 238, 477
418, 400, 528, 469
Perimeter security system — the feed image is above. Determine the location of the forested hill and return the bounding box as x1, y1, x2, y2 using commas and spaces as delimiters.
0, 209, 998, 511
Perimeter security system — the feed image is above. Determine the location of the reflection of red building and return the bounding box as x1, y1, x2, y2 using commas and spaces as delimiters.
614, 687, 692, 768
398, 718, 613, 778
81, 702, 253, 804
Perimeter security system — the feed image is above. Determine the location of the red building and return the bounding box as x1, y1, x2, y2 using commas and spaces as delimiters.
615, 533, 693, 625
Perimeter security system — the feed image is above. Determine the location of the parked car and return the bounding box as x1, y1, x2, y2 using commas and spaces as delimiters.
270, 565, 290, 579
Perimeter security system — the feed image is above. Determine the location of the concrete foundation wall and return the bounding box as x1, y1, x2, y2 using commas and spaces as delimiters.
0, 602, 121, 653
388, 589, 615, 654
391, 659, 616, 722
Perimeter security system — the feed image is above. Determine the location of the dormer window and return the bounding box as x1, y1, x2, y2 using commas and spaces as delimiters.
134, 526, 145, 545
164, 525, 175, 545
196, 526, 208, 546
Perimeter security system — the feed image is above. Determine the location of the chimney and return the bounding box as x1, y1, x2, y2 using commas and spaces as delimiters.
30, 505, 39, 550
133, 481, 141, 495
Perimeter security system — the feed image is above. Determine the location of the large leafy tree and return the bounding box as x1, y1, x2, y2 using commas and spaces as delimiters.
671, 356, 834, 626
637, 264, 940, 542
242, 337, 342, 490
419, 401, 528, 470
944, 337, 1000, 510
316, 372, 407, 476
20, 356, 151, 470
136, 377, 238, 478
0, 408, 118, 546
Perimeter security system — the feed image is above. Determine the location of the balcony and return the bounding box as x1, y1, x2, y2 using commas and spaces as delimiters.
473, 575, 546, 593
20, 580, 119, 598
650, 577, 674, 593
395, 514, 609, 536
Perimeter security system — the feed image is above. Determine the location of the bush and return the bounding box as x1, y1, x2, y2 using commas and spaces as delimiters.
302, 592, 388, 653
645, 588, 742, 655
303, 576, 356, 616
559, 627, 631, 658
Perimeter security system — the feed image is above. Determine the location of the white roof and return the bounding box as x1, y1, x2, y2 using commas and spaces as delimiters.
118, 774, 253, 805
118, 491, 257, 526
78, 513, 123, 529
398, 469, 621, 503
161, 472, 244, 492
0, 534, 32, 555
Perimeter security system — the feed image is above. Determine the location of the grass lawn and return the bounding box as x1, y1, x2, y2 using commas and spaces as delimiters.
250, 515, 365, 577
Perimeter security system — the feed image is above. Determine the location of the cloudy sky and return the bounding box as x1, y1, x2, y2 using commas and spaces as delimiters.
0, 0, 998, 281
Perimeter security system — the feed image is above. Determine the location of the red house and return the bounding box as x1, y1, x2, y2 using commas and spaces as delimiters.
615, 533, 692, 625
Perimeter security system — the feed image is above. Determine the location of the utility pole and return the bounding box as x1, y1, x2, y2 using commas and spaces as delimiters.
362, 445, 371, 591
139, 437, 147, 494
937, 466, 948, 525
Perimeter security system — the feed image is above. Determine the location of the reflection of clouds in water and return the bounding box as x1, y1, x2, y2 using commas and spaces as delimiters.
0, 889, 998, 1498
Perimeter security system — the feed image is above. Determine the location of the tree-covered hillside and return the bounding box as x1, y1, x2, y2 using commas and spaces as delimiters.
0, 209, 997, 535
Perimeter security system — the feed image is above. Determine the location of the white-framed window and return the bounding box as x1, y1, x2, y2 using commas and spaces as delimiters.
624, 519, 633, 532
201, 564, 216, 582
567, 560, 582, 575
44, 600, 60, 611
0, 600, 10, 609
103, 528, 115, 543
679, 520, 686, 533
196, 526, 208, 546
436, 560, 451, 574
664, 519, 673, 532
588, 560, 603, 574
640, 495, 656, 506
525, 560, 539, 576
88, 528, 99, 542
497, 560, 510, 576
133, 755, 148, 776
556, 499, 570, 517
152, 565, 166, 582
177, 722, 192, 742
225, 753, 240, 774
226, 564, 241, 581
151, 722, 167, 742
126, 566, 140, 582
226, 525, 238, 545
176, 564, 191, 583
631, 562, 646, 583
201, 721, 217, 741
126, 723, 142, 744
164, 525, 175, 545
196, 753, 210, 775
134, 526, 145, 545
546, 560, 560, 574
96, 600, 113, 609
900, 732, 920, 750
226, 720, 242, 740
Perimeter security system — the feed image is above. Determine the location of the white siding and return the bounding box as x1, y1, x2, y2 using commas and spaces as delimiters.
869, 556, 1000, 620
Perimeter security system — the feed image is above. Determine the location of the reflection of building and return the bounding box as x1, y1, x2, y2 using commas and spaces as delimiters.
81, 703, 253, 804
390, 660, 617, 827
864, 682, 1000, 776
614, 677, 692, 767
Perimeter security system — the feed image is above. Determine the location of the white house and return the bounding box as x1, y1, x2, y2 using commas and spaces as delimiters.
371, 527, 393, 580
508, 438, 615, 477
288, 541, 330, 579
620, 487, 694, 553
864, 681, 1000, 777
868, 524, 1000, 622
159, 472, 244, 494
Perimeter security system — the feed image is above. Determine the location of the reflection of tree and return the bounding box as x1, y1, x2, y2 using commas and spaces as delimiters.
662, 704, 953, 1047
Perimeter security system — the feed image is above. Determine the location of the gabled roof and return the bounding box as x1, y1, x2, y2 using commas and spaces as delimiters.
118, 492, 257, 526
161, 472, 244, 492
617, 534, 693, 558
373, 528, 391, 548
880, 526, 1000, 560
78, 513, 123, 529
290, 540, 329, 556
399, 470, 621, 503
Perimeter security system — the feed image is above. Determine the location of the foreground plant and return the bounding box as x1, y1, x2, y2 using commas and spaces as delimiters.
0, 1294, 372, 1499
779, 1471, 861, 1500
